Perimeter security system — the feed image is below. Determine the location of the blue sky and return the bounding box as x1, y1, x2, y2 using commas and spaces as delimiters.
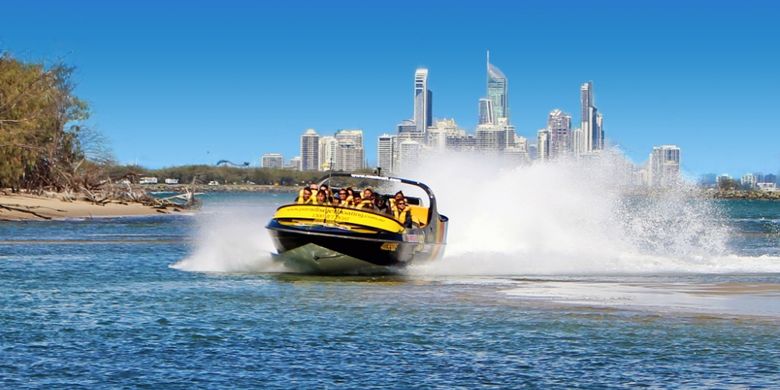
2, 0, 778, 176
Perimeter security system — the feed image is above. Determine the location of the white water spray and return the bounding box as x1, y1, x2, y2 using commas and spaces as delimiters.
171, 205, 286, 273
401, 151, 780, 275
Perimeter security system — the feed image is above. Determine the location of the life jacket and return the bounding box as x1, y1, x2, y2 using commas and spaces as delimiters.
339, 196, 353, 207
356, 199, 374, 209
297, 189, 314, 204
394, 207, 412, 227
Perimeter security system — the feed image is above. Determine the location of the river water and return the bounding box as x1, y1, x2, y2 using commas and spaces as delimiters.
2, 193, 779, 388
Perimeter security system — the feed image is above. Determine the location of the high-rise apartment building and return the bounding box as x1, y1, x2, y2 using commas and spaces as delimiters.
487, 51, 509, 122
318, 136, 337, 171
414, 68, 432, 134
648, 145, 681, 187
547, 109, 572, 159
261, 153, 284, 169
476, 124, 506, 152
580, 81, 604, 153
377, 134, 395, 174
398, 139, 422, 174
300, 128, 319, 171
537, 129, 550, 161
334, 129, 364, 172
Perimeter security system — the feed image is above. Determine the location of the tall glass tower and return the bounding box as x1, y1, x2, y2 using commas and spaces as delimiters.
580, 81, 604, 152
414, 68, 432, 134
487, 51, 509, 122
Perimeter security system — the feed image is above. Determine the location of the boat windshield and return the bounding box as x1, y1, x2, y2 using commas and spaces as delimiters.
289, 174, 435, 226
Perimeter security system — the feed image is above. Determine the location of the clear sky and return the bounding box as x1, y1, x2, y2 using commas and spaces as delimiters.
2, 0, 778, 176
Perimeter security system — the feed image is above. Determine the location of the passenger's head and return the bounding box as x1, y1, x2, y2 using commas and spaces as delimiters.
338, 189, 348, 200
396, 198, 407, 210
346, 187, 354, 196
309, 183, 318, 191
363, 188, 374, 199
316, 190, 327, 203
319, 184, 329, 194
394, 191, 405, 201
302, 187, 312, 198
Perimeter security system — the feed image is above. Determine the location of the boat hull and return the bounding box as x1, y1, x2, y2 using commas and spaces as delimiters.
267, 221, 444, 274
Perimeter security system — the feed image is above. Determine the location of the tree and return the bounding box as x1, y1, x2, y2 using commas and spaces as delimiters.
0, 52, 92, 191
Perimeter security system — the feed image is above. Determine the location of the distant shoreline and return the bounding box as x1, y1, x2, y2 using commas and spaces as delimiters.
141, 184, 780, 200
140, 184, 298, 193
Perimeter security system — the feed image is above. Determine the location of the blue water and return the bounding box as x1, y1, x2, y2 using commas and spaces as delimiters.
2, 194, 780, 387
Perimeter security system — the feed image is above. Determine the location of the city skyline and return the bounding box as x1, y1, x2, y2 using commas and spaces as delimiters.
2, 1, 778, 176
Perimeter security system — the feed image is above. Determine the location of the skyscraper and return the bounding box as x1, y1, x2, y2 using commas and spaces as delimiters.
547, 109, 572, 159
414, 68, 432, 134
580, 81, 604, 153
300, 128, 319, 171
478, 98, 494, 125
377, 134, 395, 174
487, 51, 509, 122
537, 129, 550, 161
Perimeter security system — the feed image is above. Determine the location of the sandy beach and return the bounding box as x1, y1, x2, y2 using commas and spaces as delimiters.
0, 192, 178, 221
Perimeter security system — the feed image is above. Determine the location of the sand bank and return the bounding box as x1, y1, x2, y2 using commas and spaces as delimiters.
0, 192, 179, 221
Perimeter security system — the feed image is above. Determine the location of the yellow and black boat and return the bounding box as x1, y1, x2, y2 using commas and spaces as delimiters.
266, 173, 448, 274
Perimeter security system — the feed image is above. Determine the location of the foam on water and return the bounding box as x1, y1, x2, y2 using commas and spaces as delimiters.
171, 206, 285, 273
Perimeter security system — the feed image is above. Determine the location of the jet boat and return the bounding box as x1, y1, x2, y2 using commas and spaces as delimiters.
266, 173, 448, 274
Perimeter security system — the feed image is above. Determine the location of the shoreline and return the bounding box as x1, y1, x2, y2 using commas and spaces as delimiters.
0, 192, 182, 222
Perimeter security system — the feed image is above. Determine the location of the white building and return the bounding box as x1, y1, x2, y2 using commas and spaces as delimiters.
334, 129, 364, 172
377, 134, 395, 175
287, 156, 302, 171
547, 109, 572, 159
261, 153, 284, 169
741, 173, 757, 189
476, 124, 506, 152
398, 139, 422, 174
318, 136, 337, 171
300, 128, 319, 171
648, 145, 681, 187
536, 129, 550, 161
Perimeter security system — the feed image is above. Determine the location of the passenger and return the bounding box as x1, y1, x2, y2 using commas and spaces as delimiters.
297, 187, 314, 204
374, 195, 389, 213
314, 190, 329, 205
356, 188, 376, 210
345, 188, 356, 207
351, 192, 361, 208
393, 198, 413, 228
389, 190, 405, 212
337, 189, 352, 207
319, 184, 330, 197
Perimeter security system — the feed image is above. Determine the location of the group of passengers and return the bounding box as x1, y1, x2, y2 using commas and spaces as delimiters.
296, 184, 414, 227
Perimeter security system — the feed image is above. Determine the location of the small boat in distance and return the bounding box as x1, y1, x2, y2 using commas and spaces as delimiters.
266, 173, 448, 274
